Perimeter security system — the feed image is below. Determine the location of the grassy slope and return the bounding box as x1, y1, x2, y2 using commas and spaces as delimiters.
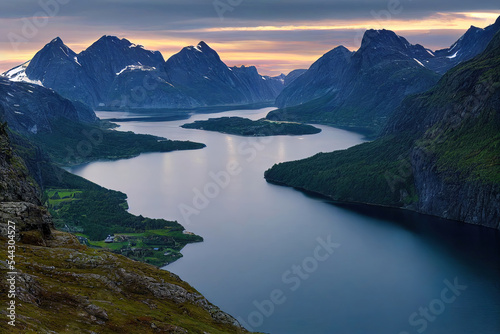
0, 233, 252, 334
417, 54, 500, 184
421, 110, 500, 184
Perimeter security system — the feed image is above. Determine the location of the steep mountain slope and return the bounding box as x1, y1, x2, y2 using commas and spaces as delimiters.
107, 65, 200, 109
0, 77, 204, 166
270, 30, 440, 136
284, 69, 307, 86
164, 41, 247, 106
23, 37, 99, 106
0, 123, 52, 236
265, 32, 500, 229
3, 61, 41, 85
0, 77, 97, 135
230, 65, 284, 102
270, 18, 500, 136
164, 42, 283, 106
21, 36, 165, 107
0, 128, 252, 333
275, 46, 354, 108
77, 35, 165, 106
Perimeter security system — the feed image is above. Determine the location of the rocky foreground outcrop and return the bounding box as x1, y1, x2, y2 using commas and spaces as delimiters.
0, 234, 249, 333
0, 122, 53, 241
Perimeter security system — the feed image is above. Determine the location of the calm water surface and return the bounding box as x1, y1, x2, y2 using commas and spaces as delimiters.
69, 107, 500, 334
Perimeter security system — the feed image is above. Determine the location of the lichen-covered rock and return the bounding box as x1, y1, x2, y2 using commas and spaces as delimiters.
0, 125, 54, 242
0, 202, 53, 242
0, 240, 251, 333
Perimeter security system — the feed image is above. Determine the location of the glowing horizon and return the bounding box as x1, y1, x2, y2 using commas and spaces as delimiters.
0, 11, 498, 76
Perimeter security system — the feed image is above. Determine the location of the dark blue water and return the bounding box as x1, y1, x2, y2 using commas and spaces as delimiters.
69, 108, 500, 334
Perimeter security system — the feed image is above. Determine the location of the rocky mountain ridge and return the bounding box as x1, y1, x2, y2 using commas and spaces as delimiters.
3, 37, 286, 109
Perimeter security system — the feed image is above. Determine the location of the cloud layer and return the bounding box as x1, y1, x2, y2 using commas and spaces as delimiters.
0, 0, 499, 75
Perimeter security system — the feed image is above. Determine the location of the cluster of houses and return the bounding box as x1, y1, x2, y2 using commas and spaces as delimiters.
103, 234, 175, 257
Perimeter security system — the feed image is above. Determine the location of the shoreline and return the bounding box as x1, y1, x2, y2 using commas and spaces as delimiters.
264, 177, 496, 231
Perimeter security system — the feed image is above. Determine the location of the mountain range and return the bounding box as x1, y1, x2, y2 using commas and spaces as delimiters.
4, 17, 499, 126
3, 37, 288, 109
269, 16, 500, 136
265, 29, 500, 229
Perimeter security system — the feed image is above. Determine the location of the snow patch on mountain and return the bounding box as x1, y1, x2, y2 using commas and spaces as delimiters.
2, 62, 43, 86
116, 65, 157, 76
413, 58, 425, 67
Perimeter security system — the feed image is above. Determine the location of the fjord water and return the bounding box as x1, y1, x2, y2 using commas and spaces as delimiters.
69, 108, 500, 334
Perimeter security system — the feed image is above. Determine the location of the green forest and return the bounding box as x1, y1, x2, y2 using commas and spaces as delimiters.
182, 116, 321, 136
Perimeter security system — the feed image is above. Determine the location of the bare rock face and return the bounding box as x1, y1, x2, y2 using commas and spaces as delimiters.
411, 147, 500, 230
0, 124, 40, 203
0, 124, 54, 243
114, 267, 241, 327
0, 202, 53, 243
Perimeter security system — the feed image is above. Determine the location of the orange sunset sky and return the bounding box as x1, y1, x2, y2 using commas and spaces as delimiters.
0, 1, 499, 76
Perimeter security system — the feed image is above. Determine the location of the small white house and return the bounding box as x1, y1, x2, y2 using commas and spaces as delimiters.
104, 235, 114, 243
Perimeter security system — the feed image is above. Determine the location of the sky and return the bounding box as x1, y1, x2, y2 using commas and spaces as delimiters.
0, 0, 499, 76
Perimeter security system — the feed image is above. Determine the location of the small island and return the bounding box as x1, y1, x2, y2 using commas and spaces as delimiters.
181, 117, 322, 136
